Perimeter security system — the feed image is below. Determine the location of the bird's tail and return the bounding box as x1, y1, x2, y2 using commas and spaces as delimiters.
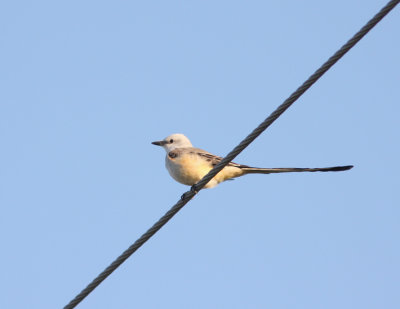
241, 165, 353, 174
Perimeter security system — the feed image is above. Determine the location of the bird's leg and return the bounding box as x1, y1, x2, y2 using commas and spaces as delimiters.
190, 184, 199, 194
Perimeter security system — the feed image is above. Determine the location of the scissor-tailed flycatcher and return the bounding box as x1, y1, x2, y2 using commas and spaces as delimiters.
152, 133, 353, 189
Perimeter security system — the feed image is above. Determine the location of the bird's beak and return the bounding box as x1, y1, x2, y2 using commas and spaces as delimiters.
152, 140, 167, 146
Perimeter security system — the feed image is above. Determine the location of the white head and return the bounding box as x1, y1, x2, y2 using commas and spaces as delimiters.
152, 133, 193, 152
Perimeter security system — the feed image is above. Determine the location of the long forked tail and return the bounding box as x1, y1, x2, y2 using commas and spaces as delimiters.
241, 165, 353, 174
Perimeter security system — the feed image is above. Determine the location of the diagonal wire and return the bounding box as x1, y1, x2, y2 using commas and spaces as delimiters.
63, 1, 399, 308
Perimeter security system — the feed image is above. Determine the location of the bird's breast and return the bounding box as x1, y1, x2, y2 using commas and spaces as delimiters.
165, 152, 212, 186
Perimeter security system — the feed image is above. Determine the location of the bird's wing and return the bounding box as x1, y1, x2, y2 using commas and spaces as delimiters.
188, 148, 249, 168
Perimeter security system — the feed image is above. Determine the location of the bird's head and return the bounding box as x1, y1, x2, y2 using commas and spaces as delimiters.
152, 133, 193, 152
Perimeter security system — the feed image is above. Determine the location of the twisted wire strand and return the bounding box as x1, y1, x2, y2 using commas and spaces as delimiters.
64, 1, 399, 308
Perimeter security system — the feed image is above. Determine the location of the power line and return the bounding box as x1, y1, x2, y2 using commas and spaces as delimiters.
63, 1, 399, 308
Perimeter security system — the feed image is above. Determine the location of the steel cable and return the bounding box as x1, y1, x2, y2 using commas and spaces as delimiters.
64, 1, 399, 308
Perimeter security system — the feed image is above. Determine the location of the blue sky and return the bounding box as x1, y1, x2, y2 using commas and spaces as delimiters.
1, 1, 399, 308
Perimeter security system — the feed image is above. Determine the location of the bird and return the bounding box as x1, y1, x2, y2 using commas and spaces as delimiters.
152, 133, 353, 189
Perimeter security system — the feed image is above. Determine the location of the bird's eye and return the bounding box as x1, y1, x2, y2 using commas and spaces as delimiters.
169, 139, 174, 143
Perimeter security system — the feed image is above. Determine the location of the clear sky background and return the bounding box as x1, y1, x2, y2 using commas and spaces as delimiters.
1, 1, 399, 308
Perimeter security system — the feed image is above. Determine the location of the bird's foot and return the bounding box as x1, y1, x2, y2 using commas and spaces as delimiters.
190, 184, 198, 194
180, 185, 199, 201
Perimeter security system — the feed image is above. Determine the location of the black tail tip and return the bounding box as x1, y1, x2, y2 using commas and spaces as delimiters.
331, 165, 354, 171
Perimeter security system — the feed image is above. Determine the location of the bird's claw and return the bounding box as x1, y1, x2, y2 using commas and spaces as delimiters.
181, 185, 199, 201
181, 192, 188, 200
